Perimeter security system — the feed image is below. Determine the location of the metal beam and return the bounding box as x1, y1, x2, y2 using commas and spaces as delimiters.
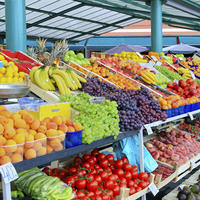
167, 24, 200, 31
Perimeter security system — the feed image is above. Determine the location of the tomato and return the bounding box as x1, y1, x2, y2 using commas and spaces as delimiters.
42, 167, 52, 176
115, 160, 123, 169
86, 191, 95, 198
74, 162, 81, 168
74, 156, 82, 163
131, 169, 138, 179
108, 174, 118, 182
119, 182, 127, 188
72, 174, 79, 180
52, 168, 59, 174
106, 190, 113, 198
138, 172, 149, 181
94, 195, 102, 200
129, 187, 136, 195
102, 194, 110, 200
97, 168, 103, 174
95, 189, 103, 196
94, 164, 101, 169
83, 153, 91, 161
72, 198, 78, 200
59, 169, 66, 178
119, 177, 127, 184
97, 153, 106, 161
99, 171, 108, 180
121, 157, 128, 164
94, 175, 102, 184
91, 149, 99, 157
99, 159, 109, 168
104, 180, 114, 190
110, 163, 115, 171
87, 180, 98, 191
123, 163, 132, 171
127, 180, 135, 188
106, 154, 114, 162
76, 190, 85, 198
68, 167, 77, 175
136, 186, 142, 192
124, 171, 132, 180
113, 185, 120, 196
132, 165, 138, 172
64, 176, 75, 187
77, 169, 87, 176
82, 162, 91, 169
138, 181, 148, 189
114, 168, 124, 178
75, 179, 87, 189
86, 174, 94, 182
88, 156, 97, 165
90, 168, 97, 175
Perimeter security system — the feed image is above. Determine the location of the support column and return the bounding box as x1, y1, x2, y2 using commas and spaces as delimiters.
151, 0, 163, 53
5, 0, 27, 52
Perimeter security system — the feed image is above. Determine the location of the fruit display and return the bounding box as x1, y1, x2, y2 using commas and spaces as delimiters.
14, 167, 74, 200
82, 77, 167, 131
167, 79, 200, 98
141, 69, 158, 85
60, 92, 120, 144
0, 55, 26, 83
29, 66, 87, 95
43, 150, 150, 198
145, 129, 200, 167
177, 68, 193, 79
148, 51, 165, 64
156, 73, 170, 88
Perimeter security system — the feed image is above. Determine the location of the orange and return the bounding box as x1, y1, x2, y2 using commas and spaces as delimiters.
14, 119, 26, 129
4, 127, 16, 139
0, 147, 5, 157
11, 153, 23, 163
24, 149, 36, 160
0, 155, 11, 165
46, 144, 53, 154
13, 134, 25, 144
0, 135, 6, 145
37, 147, 46, 156
5, 140, 17, 153
0, 124, 4, 134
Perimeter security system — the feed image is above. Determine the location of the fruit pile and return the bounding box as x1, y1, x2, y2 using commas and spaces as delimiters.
0, 105, 82, 165
14, 168, 74, 200
177, 177, 200, 200
60, 92, 120, 144
43, 150, 150, 199
145, 129, 200, 167
82, 77, 167, 131
70, 63, 139, 90
148, 51, 165, 64
30, 66, 87, 95
141, 69, 158, 85
167, 79, 200, 98
153, 163, 175, 180
155, 73, 170, 88
177, 68, 193, 79
0, 55, 26, 83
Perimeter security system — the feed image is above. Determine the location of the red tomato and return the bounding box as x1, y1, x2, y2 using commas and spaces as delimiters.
94, 175, 102, 184
119, 182, 127, 188
95, 190, 103, 196
119, 177, 127, 184
104, 180, 114, 190
59, 169, 66, 178
77, 169, 87, 176
123, 163, 132, 171
106, 190, 113, 198
91, 149, 99, 157
108, 174, 119, 182
90, 168, 97, 175
100, 159, 109, 168
136, 186, 142, 192
83, 154, 91, 161
73, 162, 81, 168
72, 174, 79, 181
138, 181, 148, 189
88, 156, 97, 165
86, 174, 94, 182
115, 159, 123, 169
97, 153, 106, 161
114, 168, 124, 178
113, 185, 120, 196
138, 172, 149, 181
127, 180, 135, 188
87, 180, 98, 191
132, 165, 138, 172
99, 171, 108, 180
64, 176, 75, 187
94, 195, 102, 200
131, 170, 138, 179
97, 168, 103, 174
76, 190, 85, 198
75, 179, 87, 189
102, 194, 110, 200
42, 167, 52, 176
106, 154, 114, 162
52, 168, 59, 174
124, 171, 132, 180
68, 167, 77, 175
94, 164, 101, 169
121, 157, 128, 164
129, 187, 136, 195
74, 156, 82, 163
86, 191, 95, 198
82, 162, 91, 169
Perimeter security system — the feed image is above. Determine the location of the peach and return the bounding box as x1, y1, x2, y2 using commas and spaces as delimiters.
145, 142, 154, 148
30, 119, 40, 130
37, 147, 46, 156
0, 147, 5, 157
0, 109, 11, 118
24, 149, 36, 160
67, 126, 75, 132
33, 142, 42, 151
0, 124, 4, 134
65, 119, 74, 127
4, 119, 14, 129
37, 125, 47, 134
60, 116, 67, 124
47, 122, 57, 130
74, 122, 83, 131
16, 146, 24, 155
42, 117, 51, 125
46, 129, 58, 137
54, 143, 63, 152
58, 123, 68, 132
22, 113, 34, 124
28, 129, 37, 136
14, 119, 26, 129
4, 127, 16, 139
5, 140, 17, 153
49, 139, 61, 148
46, 144, 53, 154
34, 133, 46, 140
11, 153, 23, 163
10, 112, 21, 120
0, 135, 6, 146
51, 116, 62, 126
0, 156, 11, 165
16, 128, 28, 137
0, 116, 8, 126
13, 134, 25, 144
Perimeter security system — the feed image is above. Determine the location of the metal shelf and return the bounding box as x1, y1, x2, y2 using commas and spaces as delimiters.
14, 130, 137, 172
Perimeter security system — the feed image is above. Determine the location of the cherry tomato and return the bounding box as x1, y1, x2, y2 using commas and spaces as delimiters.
59, 169, 66, 178
68, 167, 77, 175
129, 187, 136, 195
106, 190, 113, 198
119, 177, 127, 184
102, 194, 110, 200
115, 160, 123, 169
74, 156, 82, 163
94, 175, 102, 184
132, 165, 138, 172
82, 162, 91, 169
86, 191, 95, 198
113, 185, 120, 196
97, 153, 106, 161
121, 157, 128, 164
124, 171, 132, 180
138, 181, 148, 189
136, 186, 142, 192
104, 180, 114, 190
100, 159, 109, 168
108, 174, 119, 182
94, 195, 102, 200
75, 179, 87, 189
94, 164, 101, 169
87, 180, 98, 191
95, 189, 103, 196
42, 167, 52, 176
91, 149, 99, 157
64, 176, 75, 187
123, 163, 132, 171
83, 154, 91, 161
99, 171, 108, 180
128, 180, 135, 188
106, 154, 114, 162
74, 162, 81, 168
88, 156, 97, 165
76, 190, 85, 198
52, 168, 59, 174
90, 168, 97, 175
114, 168, 124, 178
77, 169, 87, 176
86, 174, 94, 182
119, 182, 127, 188
138, 172, 149, 181
131, 169, 138, 179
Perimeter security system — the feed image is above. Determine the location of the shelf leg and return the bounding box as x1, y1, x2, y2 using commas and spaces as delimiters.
139, 127, 144, 172
2, 178, 11, 200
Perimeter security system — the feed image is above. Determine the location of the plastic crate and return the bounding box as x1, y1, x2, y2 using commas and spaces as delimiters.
65, 130, 82, 148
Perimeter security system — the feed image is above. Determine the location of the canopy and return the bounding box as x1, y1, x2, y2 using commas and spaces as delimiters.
163, 43, 200, 54
104, 44, 148, 54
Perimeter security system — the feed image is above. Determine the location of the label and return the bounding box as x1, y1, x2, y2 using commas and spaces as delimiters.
156, 61, 162, 66
190, 160, 195, 169
151, 56, 158, 62
144, 125, 153, 135
0, 162, 18, 184
149, 60, 155, 67
188, 113, 194, 120
136, 52, 143, 58
149, 183, 159, 196
179, 57, 183, 61
190, 71, 196, 79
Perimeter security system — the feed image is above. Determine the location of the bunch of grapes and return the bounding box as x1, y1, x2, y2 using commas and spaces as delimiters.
60, 92, 120, 144
83, 78, 167, 131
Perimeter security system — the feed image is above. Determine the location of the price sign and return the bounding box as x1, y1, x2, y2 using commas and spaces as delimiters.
155, 61, 162, 66
136, 52, 143, 58
149, 60, 155, 67
190, 71, 196, 79
0, 162, 18, 184
151, 56, 158, 62
149, 183, 159, 196
190, 160, 195, 169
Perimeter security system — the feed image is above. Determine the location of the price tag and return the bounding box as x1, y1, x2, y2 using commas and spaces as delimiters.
188, 113, 194, 120
149, 183, 159, 196
151, 56, 158, 62
0, 162, 18, 184
144, 125, 153, 135
190, 71, 196, 79
156, 61, 162, 66
179, 57, 183, 61
136, 52, 143, 58
149, 60, 155, 67
190, 160, 195, 169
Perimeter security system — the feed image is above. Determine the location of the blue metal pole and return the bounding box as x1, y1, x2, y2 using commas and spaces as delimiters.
151, 0, 163, 53
5, 0, 26, 52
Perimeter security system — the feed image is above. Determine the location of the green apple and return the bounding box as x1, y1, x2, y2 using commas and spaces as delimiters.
66, 50, 75, 57
77, 53, 84, 60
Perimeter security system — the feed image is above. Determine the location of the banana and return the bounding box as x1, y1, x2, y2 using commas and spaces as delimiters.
48, 66, 57, 76
68, 69, 82, 89
29, 66, 39, 84
34, 69, 51, 90
43, 67, 56, 90
52, 74, 71, 95
75, 73, 87, 83
65, 70, 78, 90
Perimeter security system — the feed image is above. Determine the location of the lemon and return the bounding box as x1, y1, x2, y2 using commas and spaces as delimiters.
19, 72, 25, 78
2, 60, 8, 66
0, 77, 6, 83
0, 74, 3, 78
0, 55, 5, 61
18, 77, 24, 82
7, 77, 13, 83
5, 72, 13, 78
13, 77, 19, 83
12, 65, 18, 72
8, 61, 14, 66
14, 73, 19, 78
0, 67, 6, 74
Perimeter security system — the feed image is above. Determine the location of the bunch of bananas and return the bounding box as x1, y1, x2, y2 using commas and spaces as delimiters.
177, 68, 192, 79
141, 70, 158, 85
29, 66, 87, 95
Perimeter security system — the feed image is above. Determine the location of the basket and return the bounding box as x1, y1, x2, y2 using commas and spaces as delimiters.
65, 130, 82, 148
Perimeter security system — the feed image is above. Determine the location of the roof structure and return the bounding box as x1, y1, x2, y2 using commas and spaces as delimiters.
0, 0, 199, 43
